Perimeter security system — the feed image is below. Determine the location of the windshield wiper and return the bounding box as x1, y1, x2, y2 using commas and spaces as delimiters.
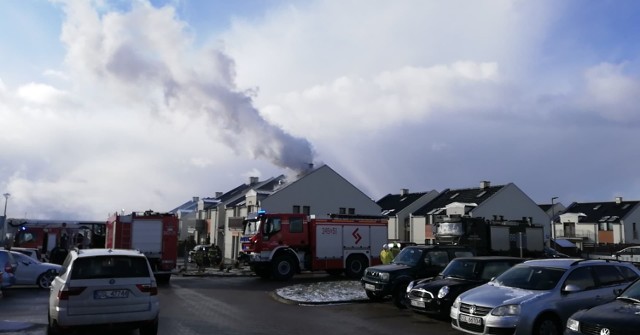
617, 296, 640, 303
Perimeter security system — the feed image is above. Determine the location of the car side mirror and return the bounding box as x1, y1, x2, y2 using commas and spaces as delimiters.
563, 284, 583, 293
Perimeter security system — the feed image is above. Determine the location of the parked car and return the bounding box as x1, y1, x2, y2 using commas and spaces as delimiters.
0, 249, 18, 289
10, 250, 61, 289
406, 256, 524, 318
11, 247, 44, 262
565, 276, 640, 334
451, 258, 640, 335
361, 244, 475, 308
48, 248, 159, 335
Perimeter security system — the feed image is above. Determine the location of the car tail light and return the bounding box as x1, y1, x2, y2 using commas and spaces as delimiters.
57, 286, 86, 300
4, 262, 14, 274
136, 284, 158, 296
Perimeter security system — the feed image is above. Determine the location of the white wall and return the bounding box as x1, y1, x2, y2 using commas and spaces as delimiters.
622, 206, 640, 244
472, 183, 550, 242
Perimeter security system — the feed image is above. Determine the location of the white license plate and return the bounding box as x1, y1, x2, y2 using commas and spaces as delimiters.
364, 283, 375, 291
459, 314, 482, 326
410, 300, 425, 308
94, 289, 129, 299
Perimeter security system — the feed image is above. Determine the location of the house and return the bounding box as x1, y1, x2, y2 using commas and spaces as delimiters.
260, 164, 381, 218
377, 189, 439, 243
411, 181, 550, 244
556, 196, 640, 250
169, 196, 203, 241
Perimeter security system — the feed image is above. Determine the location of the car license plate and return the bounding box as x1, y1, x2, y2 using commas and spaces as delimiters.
364, 283, 375, 291
459, 314, 482, 326
410, 300, 425, 308
94, 289, 129, 299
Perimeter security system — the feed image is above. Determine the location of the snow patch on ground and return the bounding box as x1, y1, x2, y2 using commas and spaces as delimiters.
275, 280, 368, 303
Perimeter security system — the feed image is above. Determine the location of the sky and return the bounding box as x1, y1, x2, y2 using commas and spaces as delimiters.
1, 0, 640, 221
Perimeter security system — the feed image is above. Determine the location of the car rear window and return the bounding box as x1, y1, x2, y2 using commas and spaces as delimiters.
70, 256, 150, 279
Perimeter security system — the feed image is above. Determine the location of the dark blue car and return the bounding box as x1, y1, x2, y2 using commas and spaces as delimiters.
565, 277, 640, 334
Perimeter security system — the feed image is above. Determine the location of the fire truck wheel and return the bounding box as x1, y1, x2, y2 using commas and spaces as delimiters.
345, 255, 368, 279
271, 255, 295, 281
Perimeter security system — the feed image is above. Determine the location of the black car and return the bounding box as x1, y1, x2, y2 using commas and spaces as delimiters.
361, 245, 475, 308
405, 256, 524, 318
565, 277, 640, 335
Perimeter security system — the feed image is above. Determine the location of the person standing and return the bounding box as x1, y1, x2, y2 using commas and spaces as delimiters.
390, 242, 401, 258
380, 243, 393, 264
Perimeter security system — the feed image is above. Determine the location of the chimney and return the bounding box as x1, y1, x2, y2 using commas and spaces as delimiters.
192, 196, 199, 203
249, 176, 259, 185
480, 181, 491, 189
616, 196, 623, 204
215, 192, 223, 198
401, 188, 409, 196
308, 163, 314, 170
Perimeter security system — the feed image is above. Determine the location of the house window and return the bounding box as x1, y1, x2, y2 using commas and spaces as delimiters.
303, 206, 311, 215
290, 217, 303, 233
348, 208, 355, 215
293, 205, 300, 214
339, 208, 346, 214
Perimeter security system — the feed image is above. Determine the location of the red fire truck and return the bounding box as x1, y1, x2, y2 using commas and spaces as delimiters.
106, 210, 178, 284
245, 213, 388, 280
10, 219, 105, 256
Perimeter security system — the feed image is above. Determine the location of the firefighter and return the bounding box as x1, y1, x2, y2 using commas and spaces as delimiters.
380, 243, 393, 264
390, 242, 401, 258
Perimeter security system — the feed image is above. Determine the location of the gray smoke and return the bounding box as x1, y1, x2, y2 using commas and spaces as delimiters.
61, 2, 315, 172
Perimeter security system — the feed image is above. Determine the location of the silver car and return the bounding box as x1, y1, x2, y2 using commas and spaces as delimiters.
451, 258, 640, 335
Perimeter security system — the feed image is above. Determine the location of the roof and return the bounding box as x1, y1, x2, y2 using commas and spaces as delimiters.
412, 185, 505, 216
74, 248, 145, 258
377, 192, 428, 216
520, 258, 622, 269
554, 239, 576, 248
563, 200, 640, 223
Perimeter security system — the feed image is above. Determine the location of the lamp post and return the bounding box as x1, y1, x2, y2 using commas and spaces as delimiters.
2, 193, 9, 244
550, 196, 558, 246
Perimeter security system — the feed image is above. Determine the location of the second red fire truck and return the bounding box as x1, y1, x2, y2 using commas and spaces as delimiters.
245, 212, 388, 280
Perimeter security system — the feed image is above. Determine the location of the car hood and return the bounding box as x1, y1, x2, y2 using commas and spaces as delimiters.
368, 263, 413, 273
458, 282, 548, 307
573, 299, 640, 329
414, 277, 480, 292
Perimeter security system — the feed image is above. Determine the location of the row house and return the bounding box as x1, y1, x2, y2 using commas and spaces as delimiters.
377, 189, 439, 242
555, 197, 640, 250
383, 181, 549, 245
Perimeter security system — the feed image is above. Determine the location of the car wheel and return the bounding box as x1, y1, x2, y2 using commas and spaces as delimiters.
365, 290, 385, 302
38, 271, 56, 289
392, 283, 408, 309
139, 317, 159, 335
533, 315, 561, 335
47, 313, 65, 335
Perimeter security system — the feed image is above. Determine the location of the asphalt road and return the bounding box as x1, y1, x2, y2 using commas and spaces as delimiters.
0, 275, 462, 335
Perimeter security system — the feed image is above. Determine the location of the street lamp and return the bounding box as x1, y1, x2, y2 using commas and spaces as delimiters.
550, 196, 558, 245
2, 193, 9, 244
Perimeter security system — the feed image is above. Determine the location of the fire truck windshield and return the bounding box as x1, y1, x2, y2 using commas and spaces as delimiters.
243, 220, 260, 236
